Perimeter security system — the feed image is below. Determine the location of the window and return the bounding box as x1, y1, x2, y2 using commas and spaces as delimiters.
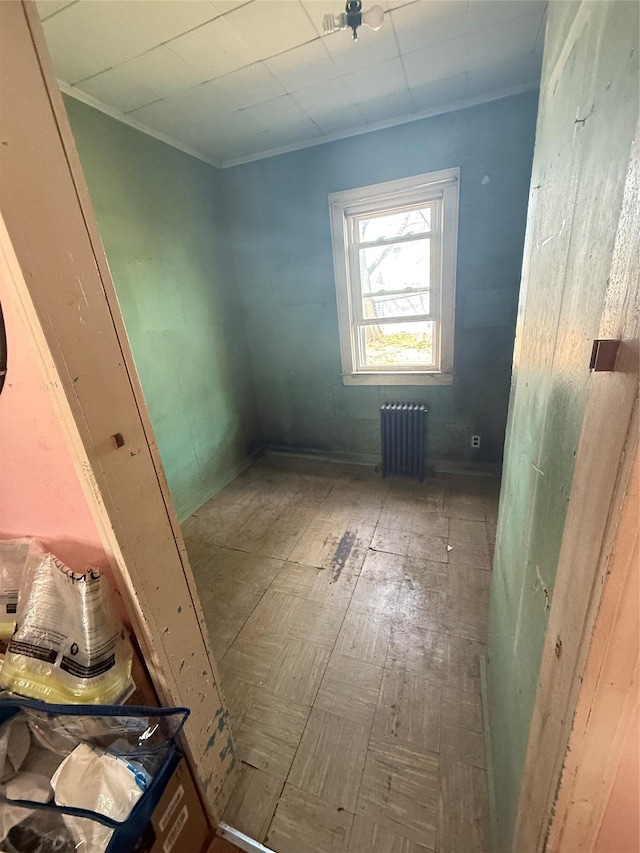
329, 168, 459, 385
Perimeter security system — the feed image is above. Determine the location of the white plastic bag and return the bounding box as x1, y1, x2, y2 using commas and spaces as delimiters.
0, 554, 132, 704
51, 743, 144, 853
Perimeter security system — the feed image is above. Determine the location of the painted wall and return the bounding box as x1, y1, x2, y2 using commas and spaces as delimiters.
0, 242, 107, 572
223, 92, 538, 468
487, 2, 639, 850
65, 98, 261, 520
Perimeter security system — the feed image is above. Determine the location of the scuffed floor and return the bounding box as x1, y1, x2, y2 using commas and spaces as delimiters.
183, 456, 498, 853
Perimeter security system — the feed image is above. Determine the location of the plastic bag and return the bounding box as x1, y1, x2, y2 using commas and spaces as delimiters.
0, 699, 188, 853
0, 540, 44, 641
0, 554, 132, 704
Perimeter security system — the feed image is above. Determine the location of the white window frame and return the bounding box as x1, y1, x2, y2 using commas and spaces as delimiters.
329, 168, 459, 386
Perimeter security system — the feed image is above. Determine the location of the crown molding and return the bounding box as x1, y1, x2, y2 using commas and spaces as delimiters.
59, 79, 539, 172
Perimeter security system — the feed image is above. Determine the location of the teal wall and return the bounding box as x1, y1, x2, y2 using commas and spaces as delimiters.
66, 98, 261, 520
223, 92, 538, 467
487, 2, 639, 850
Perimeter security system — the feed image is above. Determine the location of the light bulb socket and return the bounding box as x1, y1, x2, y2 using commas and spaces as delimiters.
345, 0, 362, 39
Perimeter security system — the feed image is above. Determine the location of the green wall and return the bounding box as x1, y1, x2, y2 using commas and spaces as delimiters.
487, 2, 639, 849
223, 93, 538, 468
66, 98, 261, 520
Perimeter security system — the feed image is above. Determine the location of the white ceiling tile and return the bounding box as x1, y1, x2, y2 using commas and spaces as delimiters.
208, 0, 254, 14
213, 63, 287, 110
224, 1, 318, 61
265, 39, 340, 93
466, 9, 542, 70
128, 79, 224, 132
322, 17, 399, 74
411, 71, 466, 110
468, 0, 546, 34
473, 47, 541, 99
119, 2, 219, 43
181, 109, 263, 148
291, 75, 361, 114
42, 1, 161, 84
36, 0, 75, 21
243, 94, 319, 132
358, 90, 414, 122
402, 36, 469, 89
344, 57, 407, 103
391, 1, 468, 56
299, 102, 367, 134
79, 45, 206, 113
167, 16, 256, 78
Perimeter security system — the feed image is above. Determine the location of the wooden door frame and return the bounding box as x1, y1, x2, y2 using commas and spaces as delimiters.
512, 129, 639, 850
0, 1, 237, 819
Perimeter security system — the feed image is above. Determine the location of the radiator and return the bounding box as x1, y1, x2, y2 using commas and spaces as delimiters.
380, 403, 427, 480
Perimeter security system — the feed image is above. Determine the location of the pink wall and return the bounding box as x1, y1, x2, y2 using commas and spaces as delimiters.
595, 701, 640, 852
0, 260, 108, 572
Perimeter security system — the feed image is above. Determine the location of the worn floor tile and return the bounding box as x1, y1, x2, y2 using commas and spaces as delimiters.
229, 506, 316, 561
441, 723, 486, 768
288, 519, 374, 577
447, 519, 489, 552
347, 813, 432, 853
372, 669, 442, 753
239, 590, 298, 641
186, 460, 494, 850
397, 581, 446, 631
288, 599, 346, 648
446, 547, 493, 570
235, 688, 310, 779
289, 708, 370, 812
441, 684, 484, 735
266, 785, 354, 853
315, 652, 383, 726
335, 609, 393, 667
359, 550, 406, 583
438, 758, 490, 853
446, 565, 491, 604
445, 634, 486, 690
349, 574, 401, 618
357, 737, 439, 850
403, 558, 448, 594
370, 526, 411, 556
264, 640, 330, 705
444, 599, 489, 643
272, 562, 357, 609
222, 763, 283, 843
219, 674, 253, 733
407, 533, 449, 563
387, 624, 446, 679
219, 633, 283, 687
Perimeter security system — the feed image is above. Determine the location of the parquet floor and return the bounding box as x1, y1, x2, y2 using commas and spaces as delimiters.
184, 455, 498, 853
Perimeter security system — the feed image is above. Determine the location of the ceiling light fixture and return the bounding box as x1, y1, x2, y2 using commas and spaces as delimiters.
323, 0, 385, 40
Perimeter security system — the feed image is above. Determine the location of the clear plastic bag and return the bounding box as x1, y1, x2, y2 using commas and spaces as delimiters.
0, 554, 133, 704
0, 540, 44, 641
0, 700, 188, 853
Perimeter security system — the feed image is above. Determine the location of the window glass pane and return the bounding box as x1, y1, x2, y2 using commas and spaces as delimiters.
360, 238, 430, 300
360, 321, 435, 368
363, 290, 430, 319
358, 207, 431, 243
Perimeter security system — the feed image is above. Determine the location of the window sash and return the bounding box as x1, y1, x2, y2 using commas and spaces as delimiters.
329, 167, 458, 383
348, 199, 442, 333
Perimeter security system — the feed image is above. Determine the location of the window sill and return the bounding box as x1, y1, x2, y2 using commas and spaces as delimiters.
342, 371, 454, 386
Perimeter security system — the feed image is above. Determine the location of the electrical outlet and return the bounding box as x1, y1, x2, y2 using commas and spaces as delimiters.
471, 434, 481, 448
